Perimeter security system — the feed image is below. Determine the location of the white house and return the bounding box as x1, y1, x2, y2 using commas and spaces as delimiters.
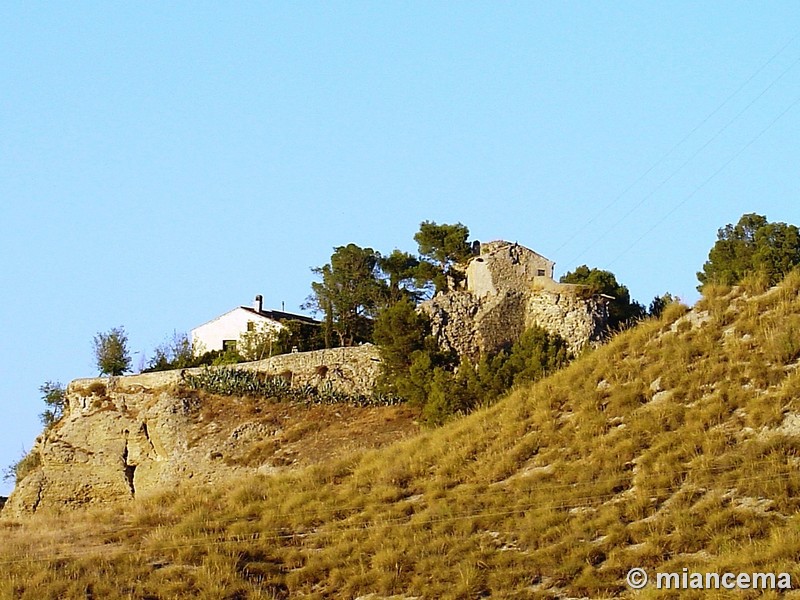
191, 295, 319, 355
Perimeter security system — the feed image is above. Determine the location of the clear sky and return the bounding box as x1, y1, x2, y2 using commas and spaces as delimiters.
1, 2, 799, 495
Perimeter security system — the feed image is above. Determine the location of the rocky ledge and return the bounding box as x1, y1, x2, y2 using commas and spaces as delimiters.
2, 345, 420, 519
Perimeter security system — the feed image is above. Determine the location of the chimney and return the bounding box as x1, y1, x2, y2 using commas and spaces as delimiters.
254, 294, 263, 313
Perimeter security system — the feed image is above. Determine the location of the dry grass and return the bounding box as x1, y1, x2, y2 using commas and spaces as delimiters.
5, 277, 800, 597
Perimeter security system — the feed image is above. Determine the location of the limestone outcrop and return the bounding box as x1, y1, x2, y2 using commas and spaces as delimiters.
2, 345, 412, 518
2, 242, 610, 518
420, 241, 608, 358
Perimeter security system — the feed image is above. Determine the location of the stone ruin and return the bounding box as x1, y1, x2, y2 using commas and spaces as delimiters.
419, 240, 609, 359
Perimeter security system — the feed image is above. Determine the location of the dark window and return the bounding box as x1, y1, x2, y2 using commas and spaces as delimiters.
537, 269, 546, 277
222, 340, 237, 352
246, 321, 254, 332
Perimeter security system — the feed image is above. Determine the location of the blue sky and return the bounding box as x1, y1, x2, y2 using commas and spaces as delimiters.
1, 3, 799, 495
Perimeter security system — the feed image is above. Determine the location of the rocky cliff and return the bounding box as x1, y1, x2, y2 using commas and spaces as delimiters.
421, 285, 607, 359
3, 243, 609, 518
3, 345, 419, 518
421, 241, 609, 359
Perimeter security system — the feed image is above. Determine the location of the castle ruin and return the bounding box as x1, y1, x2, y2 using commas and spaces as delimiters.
420, 241, 608, 358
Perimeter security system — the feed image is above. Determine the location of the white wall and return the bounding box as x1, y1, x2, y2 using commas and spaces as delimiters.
466, 259, 497, 297
191, 308, 283, 354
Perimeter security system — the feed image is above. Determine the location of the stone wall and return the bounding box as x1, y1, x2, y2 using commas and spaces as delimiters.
66, 344, 381, 408
421, 285, 607, 359
238, 344, 381, 396
423, 240, 608, 358
525, 289, 608, 351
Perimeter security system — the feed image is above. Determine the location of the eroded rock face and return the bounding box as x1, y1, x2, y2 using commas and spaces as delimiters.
2, 345, 404, 518
4, 387, 195, 516
524, 288, 608, 353
420, 241, 608, 358
421, 287, 606, 358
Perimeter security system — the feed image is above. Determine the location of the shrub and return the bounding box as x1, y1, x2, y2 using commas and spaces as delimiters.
144, 335, 247, 373
378, 323, 572, 424
93, 326, 131, 376
660, 301, 689, 324
38, 381, 67, 428
182, 367, 401, 407
3, 449, 40, 484
145, 331, 194, 371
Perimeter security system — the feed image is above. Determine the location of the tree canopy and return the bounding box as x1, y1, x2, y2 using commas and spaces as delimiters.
306, 222, 474, 347
698, 213, 800, 289
414, 220, 472, 292
93, 326, 131, 376
560, 265, 645, 330
305, 244, 385, 347
378, 249, 423, 304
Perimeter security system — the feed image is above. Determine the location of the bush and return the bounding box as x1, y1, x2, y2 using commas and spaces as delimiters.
143, 347, 244, 372
378, 322, 572, 425
93, 326, 131, 376
3, 449, 40, 484
648, 293, 679, 318
145, 331, 194, 372
182, 367, 401, 407
38, 381, 66, 428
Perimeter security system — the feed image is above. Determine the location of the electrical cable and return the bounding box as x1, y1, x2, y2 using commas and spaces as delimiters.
551, 34, 799, 258
1, 463, 795, 566
562, 49, 800, 269
608, 89, 800, 267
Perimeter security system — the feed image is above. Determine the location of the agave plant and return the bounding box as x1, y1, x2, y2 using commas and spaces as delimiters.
182, 366, 403, 407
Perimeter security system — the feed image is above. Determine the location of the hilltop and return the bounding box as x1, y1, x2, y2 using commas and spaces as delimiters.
3, 274, 800, 597
2, 345, 422, 516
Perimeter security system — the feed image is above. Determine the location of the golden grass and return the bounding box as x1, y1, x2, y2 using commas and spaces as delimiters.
5, 277, 800, 597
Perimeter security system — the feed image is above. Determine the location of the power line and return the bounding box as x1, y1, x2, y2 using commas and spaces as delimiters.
1, 463, 794, 566
608, 89, 800, 267
562, 47, 800, 269
552, 35, 798, 258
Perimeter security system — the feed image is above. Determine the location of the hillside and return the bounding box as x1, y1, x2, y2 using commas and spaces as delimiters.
2, 345, 418, 517
4, 275, 800, 598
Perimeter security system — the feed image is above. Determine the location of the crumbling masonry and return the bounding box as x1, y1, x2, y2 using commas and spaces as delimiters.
419, 240, 608, 359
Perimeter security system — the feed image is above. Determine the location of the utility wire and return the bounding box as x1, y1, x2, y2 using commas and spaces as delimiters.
1, 464, 794, 566
608, 89, 800, 267
562, 48, 800, 269
551, 34, 798, 257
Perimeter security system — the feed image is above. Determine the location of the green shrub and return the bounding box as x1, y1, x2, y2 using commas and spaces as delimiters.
38, 380, 67, 428
3, 449, 41, 484
378, 322, 572, 425
182, 367, 401, 407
